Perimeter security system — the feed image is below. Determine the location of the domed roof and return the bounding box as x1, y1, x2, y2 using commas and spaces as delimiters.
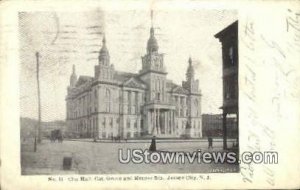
147, 27, 159, 53
186, 57, 195, 80
100, 36, 109, 56
98, 35, 110, 65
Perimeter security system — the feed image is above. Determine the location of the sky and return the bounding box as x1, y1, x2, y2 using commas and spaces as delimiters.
19, 9, 237, 121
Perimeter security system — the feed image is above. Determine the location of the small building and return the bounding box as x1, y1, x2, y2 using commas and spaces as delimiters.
214, 21, 239, 149
202, 114, 238, 138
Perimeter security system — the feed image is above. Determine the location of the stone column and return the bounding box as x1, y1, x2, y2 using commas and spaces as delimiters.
123, 90, 127, 114
169, 111, 172, 135
157, 109, 161, 135
136, 91, 140, 114
153, 109, 157, 135
167, 111, 170, 134
123, 116, 126, 138
137, 116, 141, 136
130, 119, 133, 138
172, 110, 175, 135
147, 111, 151, 135
128, 91, 131, 114
131, 91, 135, 114
164, 111, 167, 135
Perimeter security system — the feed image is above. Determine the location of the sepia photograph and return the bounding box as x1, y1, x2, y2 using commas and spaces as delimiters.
19, 8, 239, 174
1, 0, 299, 189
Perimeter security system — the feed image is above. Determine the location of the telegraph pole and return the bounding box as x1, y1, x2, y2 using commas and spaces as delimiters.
36, 52, 42, 144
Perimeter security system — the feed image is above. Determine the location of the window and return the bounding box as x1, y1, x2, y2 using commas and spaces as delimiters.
103, 118, 106, 129
143, 93, 146, 102
134, 121, 137, 129
124, 91, 128, 103
94, 90, 98, 112
158, 79, 161, 91
110, 118, 113, 129
134, 132, 139, 137
131, 91, 136, 105
106, 89, 111, 112
127, 119, 130, 129
94, 90, 97, 99
157, 92, 160, 101
131, 92, 136, 114
96, 118, 98, 129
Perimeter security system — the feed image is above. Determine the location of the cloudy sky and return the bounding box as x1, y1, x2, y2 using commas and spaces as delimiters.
19, 8, 237, 121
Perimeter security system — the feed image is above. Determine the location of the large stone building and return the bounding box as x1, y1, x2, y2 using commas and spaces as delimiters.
66, 25, 202, 139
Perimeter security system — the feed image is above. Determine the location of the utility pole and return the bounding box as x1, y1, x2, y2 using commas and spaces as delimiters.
36, 52, 42, 144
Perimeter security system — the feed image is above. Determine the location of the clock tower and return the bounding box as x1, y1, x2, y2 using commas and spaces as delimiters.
139, 21, 167, 103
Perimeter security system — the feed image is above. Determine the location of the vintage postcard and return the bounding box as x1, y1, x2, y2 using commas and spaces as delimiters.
0, 0, 299, 189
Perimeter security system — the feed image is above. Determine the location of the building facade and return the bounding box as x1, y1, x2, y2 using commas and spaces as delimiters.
66, 25, 202, 139
202, 114, 238, 137
215, 21, 238, 149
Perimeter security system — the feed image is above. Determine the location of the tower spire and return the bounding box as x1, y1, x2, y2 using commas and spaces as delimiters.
99, 33, 110, 65
70, 64, 77, 87
147, 9, 159, 53
72, 64, 76, 74
102, 33, 106, 46
186, 56, 194, 81
188, 56, 192, 65
151, 9, 154, 28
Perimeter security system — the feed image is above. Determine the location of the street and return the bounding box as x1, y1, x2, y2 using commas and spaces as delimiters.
21, 138, 239, 175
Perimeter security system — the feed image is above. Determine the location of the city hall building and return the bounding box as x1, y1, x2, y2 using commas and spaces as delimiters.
66, 25, 202, 139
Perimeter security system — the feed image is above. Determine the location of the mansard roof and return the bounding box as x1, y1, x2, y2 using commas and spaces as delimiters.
166, 80, 176, 91
165, 80, 188, 94
114, 71, 137, 82
76, 76, 93, 87
67, 75, 93, 99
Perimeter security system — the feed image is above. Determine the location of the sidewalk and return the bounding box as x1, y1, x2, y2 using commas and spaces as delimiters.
66, 137, 237, 144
